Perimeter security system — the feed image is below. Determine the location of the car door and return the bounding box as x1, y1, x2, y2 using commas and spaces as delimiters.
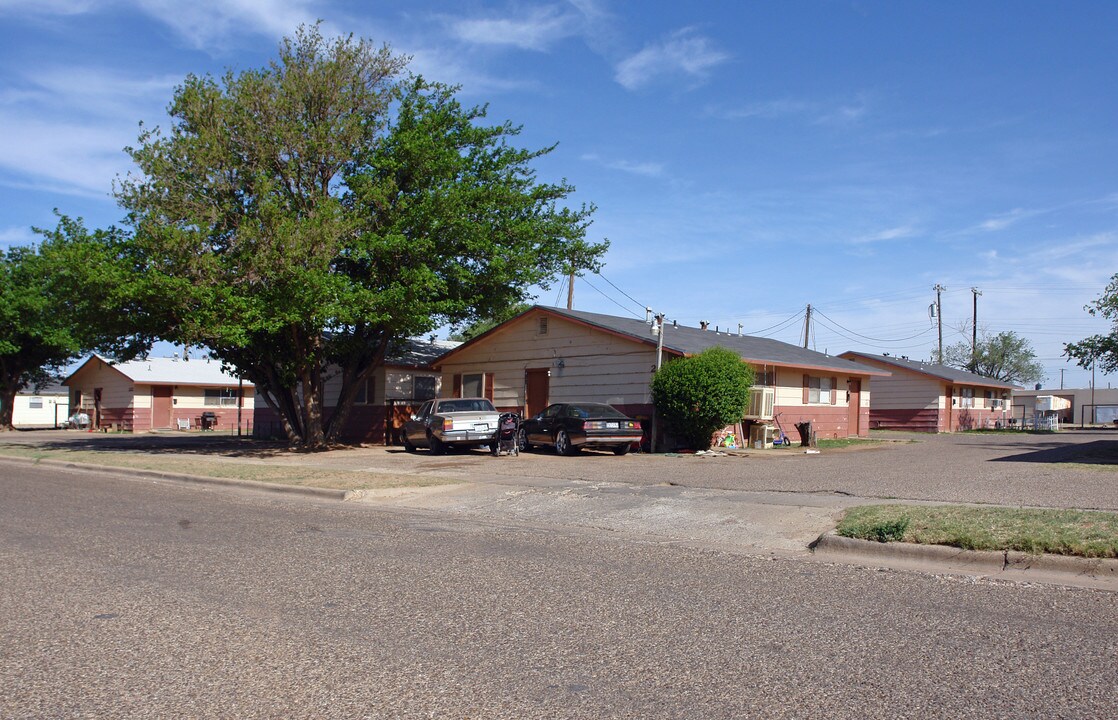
406, 401, 433, 446
530, 404, 563, 444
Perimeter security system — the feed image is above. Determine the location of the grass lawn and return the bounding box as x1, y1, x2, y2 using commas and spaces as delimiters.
837, 504, 1118, 558
814, 437, 885, 450
0, 446, 460, 492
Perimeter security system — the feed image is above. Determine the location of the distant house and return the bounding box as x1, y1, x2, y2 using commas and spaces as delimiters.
63, 354, 254, 432
433, 306, 888, 444
252, 337, 458, 444
1013, 387, 1118, 426
11, 381, 69, 429
838, 352, 1017, 432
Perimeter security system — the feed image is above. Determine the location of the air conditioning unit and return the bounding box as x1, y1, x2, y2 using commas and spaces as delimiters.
745, 386, 775, 420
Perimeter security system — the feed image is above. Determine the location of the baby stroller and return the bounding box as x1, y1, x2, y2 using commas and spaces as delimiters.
492, 412, 520, 456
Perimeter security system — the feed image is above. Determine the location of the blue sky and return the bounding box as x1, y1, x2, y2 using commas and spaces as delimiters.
1, 0, 1116, 389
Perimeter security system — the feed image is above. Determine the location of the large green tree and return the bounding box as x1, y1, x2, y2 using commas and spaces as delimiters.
0, 217, 147, 429
650, 347, 754, 451
942, 330, 1044, 384
1065, 274, 1118, 373
116, 25, 604, 449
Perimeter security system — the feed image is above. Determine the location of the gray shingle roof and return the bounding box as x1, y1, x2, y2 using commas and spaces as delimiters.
840, 351, 1019, 389
387, 338, 461, 368
523, 306, 889, 376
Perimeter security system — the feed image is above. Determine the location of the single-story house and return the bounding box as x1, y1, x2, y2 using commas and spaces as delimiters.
64, 354, 254, 432
838, 352, 1017, 432
252, 337, 458, 444
1013, 387, 1118, 426
10, 381, 70, 429
433, 305, 889, 444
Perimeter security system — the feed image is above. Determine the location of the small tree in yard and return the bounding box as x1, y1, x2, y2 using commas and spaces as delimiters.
1066, 273, 1118, 373
650, 346, 753, 451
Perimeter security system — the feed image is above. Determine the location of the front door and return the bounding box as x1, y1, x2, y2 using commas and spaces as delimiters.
525, 369, 550, 418
945, 385, 954, 432
151, 385, 173, 429
847, 379, 861, 436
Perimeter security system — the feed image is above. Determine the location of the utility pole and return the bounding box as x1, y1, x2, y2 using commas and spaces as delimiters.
650, 313, 665, 453
971, 287, 981, 372
566, 269, 575, 310
1060, 368, 1065, 390
933, 284, 946, 363
802, 304, 812, 349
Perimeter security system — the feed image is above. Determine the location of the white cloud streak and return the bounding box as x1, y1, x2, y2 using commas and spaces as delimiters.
614, 28, 728, 91
581, 153, 665, 178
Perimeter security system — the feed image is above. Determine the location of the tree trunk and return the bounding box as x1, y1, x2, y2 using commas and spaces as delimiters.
0, 385, 17, 431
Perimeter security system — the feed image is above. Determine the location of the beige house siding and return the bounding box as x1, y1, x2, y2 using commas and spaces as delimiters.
439, 315, 658, 410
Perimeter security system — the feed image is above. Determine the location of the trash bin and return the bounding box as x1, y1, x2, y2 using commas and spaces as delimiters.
200, 411, 217, 431
794, 421, 814, 447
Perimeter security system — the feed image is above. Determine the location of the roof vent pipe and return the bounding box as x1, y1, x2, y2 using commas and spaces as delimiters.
645, 307, 652, 324
738, 323, 743, 336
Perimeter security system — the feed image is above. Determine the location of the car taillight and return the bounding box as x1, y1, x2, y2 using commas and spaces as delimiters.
630, 420, 641, 429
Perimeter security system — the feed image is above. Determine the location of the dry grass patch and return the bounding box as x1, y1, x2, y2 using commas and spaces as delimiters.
0, 446, 459, 491
838, 504, 1118, 558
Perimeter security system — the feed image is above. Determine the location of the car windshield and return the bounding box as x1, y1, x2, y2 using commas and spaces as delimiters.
565, 403, 627, 419
438, 399, 496, 413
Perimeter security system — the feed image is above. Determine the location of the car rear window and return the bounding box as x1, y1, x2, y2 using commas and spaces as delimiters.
567, 403, 627, 419
439, 399, 496, 413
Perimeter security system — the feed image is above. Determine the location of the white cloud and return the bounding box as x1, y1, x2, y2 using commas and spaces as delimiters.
132, 0, 321, 49
581, 153, 664, 178
976, 207, 1033, 232
851, 224, 919, 244
0, 115, 131, 197
0, 0, 97, 15
707, 94, 870, 125
448, 5, 582, 51
614, 28, 729, 91
0, 225, 38, 249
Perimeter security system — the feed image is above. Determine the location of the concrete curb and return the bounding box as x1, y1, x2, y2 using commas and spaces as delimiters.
0, 455, 353, 501
813, 532, 1118, 583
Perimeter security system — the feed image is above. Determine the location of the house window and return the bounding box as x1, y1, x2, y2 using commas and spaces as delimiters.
414, 376, 437, 401
204, 388, 239, 407
960, 387, 974, 408
355, 377, 375, 405
807, 376, 833, 404
29, 397, 44, 409
538, 317, 548, 335
755, 368, 775, 386
462, 373, 484, 398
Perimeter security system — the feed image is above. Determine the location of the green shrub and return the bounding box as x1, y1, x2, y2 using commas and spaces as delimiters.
650, 346, 753, 450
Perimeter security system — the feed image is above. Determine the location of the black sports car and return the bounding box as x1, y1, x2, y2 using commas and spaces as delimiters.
518, 402, 642, 455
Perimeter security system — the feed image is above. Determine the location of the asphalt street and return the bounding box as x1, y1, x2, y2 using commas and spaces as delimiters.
3, 462, 1117, 719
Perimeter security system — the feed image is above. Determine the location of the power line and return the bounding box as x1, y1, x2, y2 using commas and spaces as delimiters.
593, 271, 648, 315
813, 308, 935, 343
579, 275, 645, 318
747, 309, 805, 337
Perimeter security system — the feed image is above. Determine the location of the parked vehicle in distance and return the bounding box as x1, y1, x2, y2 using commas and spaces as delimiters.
403, 397, 500, 455
519, 402, 642, 456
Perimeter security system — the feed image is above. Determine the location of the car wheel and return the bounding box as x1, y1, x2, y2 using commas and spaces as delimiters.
517, 428, 531, 452
403, 436, 416, 453
613, 443, 631, 456
427, 433, 446, 455
555, 429, 579, 456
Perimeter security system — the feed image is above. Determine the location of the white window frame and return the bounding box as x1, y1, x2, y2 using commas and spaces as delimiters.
808, 376, 832, 405
29, 396, 44, 409
204, 388, 239, 407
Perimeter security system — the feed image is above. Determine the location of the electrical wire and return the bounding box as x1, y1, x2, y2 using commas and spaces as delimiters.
593, 271, 648, 315
745, 309, 806, 337
580, 275, 645, 318
813, 308, 937, 343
